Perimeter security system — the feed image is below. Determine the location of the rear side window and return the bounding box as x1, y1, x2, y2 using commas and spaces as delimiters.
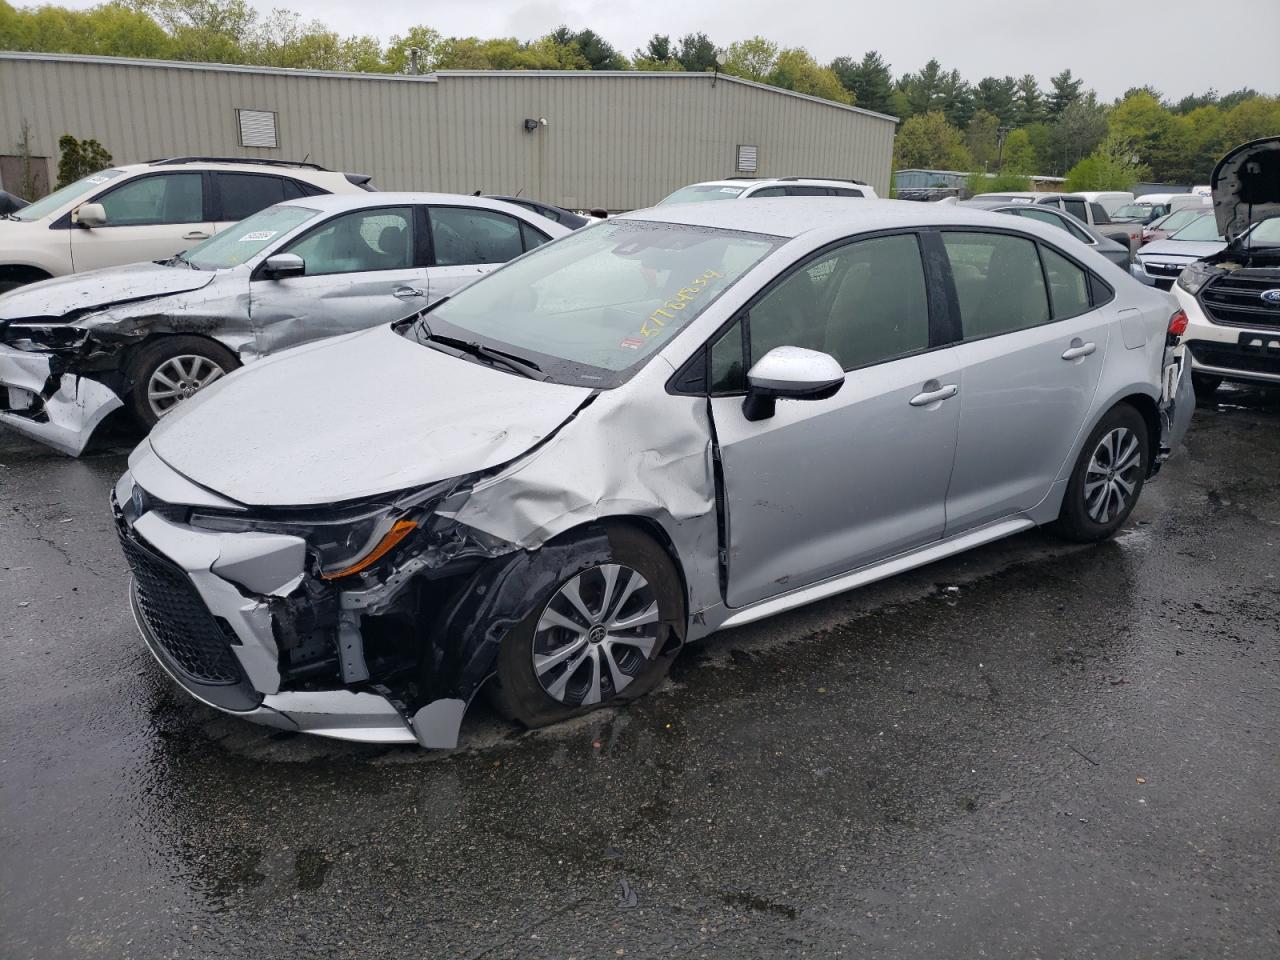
1089, 202, 1110, 225
1014, 207, 1092, 244
786, 185, 829, 197
430, 207, 524, 266
942, 232, 1050, 339
1040, 246, 1092, 319
829, 188, 865, 198
215, 173, 285, 221
519, 220, 550, 252
1062, 198, 1088, 221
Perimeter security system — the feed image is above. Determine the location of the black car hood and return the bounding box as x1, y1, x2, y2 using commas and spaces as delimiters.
1212, 136, 1280, 243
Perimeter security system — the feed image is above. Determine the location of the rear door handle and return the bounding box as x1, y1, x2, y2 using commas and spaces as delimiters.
393, 286, 426, 300
1062, 339, 1097, 361
182, 231, 210, 240
908, 381, 958, 407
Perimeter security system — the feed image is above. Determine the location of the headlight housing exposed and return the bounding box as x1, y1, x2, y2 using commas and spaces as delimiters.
1176, 260, 1217, 295
189, 481, 452, 580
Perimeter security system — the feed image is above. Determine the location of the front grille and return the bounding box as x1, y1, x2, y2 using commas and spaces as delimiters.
1187, 339, 1280, 377
117, 526, 245, 685
1144, 261, 1185, 278
1199, 273, 1280, 329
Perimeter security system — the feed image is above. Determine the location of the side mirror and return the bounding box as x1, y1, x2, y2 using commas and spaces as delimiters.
75, 203, 106, 228
742, 346, 845, 422
262, 253, 305, 280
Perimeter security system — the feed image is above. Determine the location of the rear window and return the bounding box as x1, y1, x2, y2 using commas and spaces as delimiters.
658, 184, 745, 205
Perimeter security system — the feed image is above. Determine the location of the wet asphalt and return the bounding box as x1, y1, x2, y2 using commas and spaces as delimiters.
1, 388, 1278, 960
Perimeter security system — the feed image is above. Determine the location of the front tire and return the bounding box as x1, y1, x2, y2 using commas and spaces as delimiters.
488, 525, 685, 728
1053, 403, 1148, 543
125, 336, 239, 429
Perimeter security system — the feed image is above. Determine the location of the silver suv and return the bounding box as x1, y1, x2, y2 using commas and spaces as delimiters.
0, 157, 373, 293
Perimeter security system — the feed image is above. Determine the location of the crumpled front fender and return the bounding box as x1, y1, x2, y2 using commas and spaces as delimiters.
0, 344, 122, 455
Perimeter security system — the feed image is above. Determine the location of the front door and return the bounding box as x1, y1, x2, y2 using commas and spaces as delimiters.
708, 232, 962, 609
70, 172, 213, 272
249, 205, 428, 356
939, 231, 1110, 534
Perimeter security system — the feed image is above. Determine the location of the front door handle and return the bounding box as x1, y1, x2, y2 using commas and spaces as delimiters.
908, 381, 959, 407
393, 286, 426, 300
182, 231, 210, 241
1062, 338, 1097, 361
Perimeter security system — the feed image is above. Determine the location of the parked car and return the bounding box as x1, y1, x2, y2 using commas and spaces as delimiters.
658, 177, 879, 204
110, 198, 1191, 749
0, 157, 374, 294
1173, 136, 1280, 395
1110, 193, 1209, 226
960, 199, 1131, 269
971, 191, 1141, 251
483, 195, 597, 230
1073, 191, 1134, 215
1141, 207, 1212, 245
1131, 213, 1224, 289
0, 193, 568, 454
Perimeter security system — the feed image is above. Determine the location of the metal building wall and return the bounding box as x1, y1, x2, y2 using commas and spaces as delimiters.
0, 53, 896, 209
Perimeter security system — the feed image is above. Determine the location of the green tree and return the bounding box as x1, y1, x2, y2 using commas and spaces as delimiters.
972, 75, 1017, 126
55, 133, 112, 188
1015, 74, 1044, 125
967, 169, 1031, 196
938, 69, 974, 127
675, 32, 718, 71
1064, 135, 1148, 191
1047, 68, 1083, 118
635, 34, 672, 63
898, 58, 945, 117
1045, 93, 1108, 174
1109, 90, 1189, 181
893, 111, 973, 170
383, 26, 445, 73
1218, 96, 1280, 151
829, 50, 894, 114
1001, 128, 1037, 174
768, 48, 851, 104
723, 36, 778, 82
965, 109, 1000, 168
548, 25, 626, 70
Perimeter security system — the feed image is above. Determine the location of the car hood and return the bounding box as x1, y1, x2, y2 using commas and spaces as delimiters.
147, 324, 594, 507
1212, 136, 1280, 243
0, 260, 215, 322
1137, 239, 1226, 261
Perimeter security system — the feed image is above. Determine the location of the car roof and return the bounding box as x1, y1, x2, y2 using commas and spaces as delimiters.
621, 197, 1035, 240
687, 178, 866, 189
277, 192, 544, 215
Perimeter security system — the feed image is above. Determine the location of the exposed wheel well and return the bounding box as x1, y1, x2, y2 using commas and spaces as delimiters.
0, 264, 53, 290
1116, 393, 1161, 476
579, 516, 691, 636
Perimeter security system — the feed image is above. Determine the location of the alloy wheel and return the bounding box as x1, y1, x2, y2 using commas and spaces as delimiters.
147, 355, 226, 418
1084, 426, 1142, 524
532, 563, 660, 707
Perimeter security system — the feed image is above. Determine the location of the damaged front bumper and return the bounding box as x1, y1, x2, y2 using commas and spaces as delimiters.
1157, 348, 1194, 468
0, 341, 123, 455
113, 452, 509, 749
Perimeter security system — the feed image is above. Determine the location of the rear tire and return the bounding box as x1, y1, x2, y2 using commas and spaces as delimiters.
488, 524, 685, 728
1191, 373, 1222, 399
1052, 403, 1148, 543
124, 336, 239, 429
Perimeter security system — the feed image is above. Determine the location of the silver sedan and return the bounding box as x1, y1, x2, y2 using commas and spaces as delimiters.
112, 198, 1192, 749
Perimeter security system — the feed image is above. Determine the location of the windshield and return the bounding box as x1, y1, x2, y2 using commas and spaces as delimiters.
183, 205, 320, 269
1245, 216, 1280, 247
1157, 209, 1204, 232
1111, 203, 1154, 220
11, 169, 126, 221
658, 184, 746, 205
407, 219, 782, 386
1169, 214, 1224, 242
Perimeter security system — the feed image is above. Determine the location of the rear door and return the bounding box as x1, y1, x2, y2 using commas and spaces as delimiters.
210, 172, 322, 235
248, 204, 428, 355
940, 230, 1111, 534
706, 231, 962, 608
425, 205, 551, 298
69, 172, 213, 272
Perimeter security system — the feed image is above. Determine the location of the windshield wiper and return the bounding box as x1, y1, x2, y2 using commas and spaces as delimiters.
418, 326, 546, 380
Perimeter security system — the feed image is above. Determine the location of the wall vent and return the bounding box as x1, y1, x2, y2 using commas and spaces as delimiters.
237, 109, 278, 148
736, 144, 758, 174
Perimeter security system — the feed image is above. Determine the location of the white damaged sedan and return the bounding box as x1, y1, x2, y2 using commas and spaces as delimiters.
113, 198, 1193, 749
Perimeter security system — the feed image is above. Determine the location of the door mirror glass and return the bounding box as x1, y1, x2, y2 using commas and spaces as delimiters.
262, 253, 305, 279
742, 345, 845, 421
75, 202, 107, 227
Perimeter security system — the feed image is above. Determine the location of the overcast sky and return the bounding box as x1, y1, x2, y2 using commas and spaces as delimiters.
60, 0, 1280, 101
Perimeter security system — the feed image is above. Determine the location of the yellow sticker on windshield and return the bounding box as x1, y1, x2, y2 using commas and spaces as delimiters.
639, 269, 722, 339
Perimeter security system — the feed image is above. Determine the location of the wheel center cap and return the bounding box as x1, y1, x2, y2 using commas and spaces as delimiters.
588, 624, 607, 644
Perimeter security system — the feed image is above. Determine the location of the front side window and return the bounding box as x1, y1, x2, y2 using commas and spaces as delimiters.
430, 207, 525, 266
185, 204, 320, 270
748, 233, 930, 372
748, 187, 787, 198
97, 173, 203, 226
12, 168, 126, 221
943, 232, 1050, 339
1040, 246, 1091, 319
284, 206, 414, 276
410, 219, 781, 384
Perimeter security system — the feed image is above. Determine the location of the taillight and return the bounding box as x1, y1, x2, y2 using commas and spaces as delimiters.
1168, 309, 1188, 337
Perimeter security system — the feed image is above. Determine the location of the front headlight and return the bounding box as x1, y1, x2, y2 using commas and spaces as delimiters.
1176, 260, 1217, 295
189, 481, 452, 580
